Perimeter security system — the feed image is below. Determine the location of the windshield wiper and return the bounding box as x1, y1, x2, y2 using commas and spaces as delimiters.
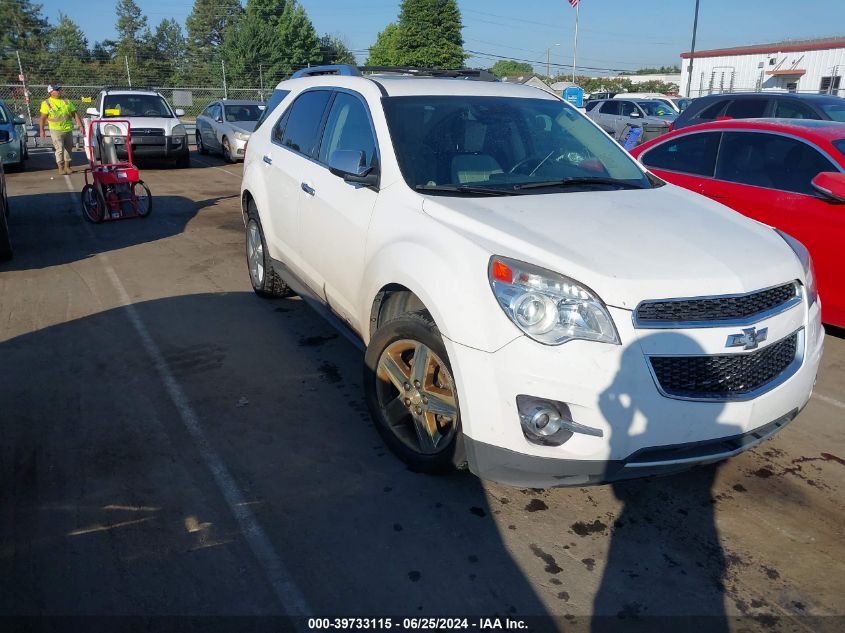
414, 184, 522, 196
514, 177, 646, 191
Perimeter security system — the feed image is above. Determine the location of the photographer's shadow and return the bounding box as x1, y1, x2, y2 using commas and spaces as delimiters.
593, 333, 740, 632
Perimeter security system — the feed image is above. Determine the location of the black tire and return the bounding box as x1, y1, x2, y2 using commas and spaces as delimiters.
245, 201, 291, 297
81, 184, 106, 224
222, 136, 234, 163
364, 311, 466, 474
133, 181, 152, 218
196, 132, 208, 155
0, 194, 12, 261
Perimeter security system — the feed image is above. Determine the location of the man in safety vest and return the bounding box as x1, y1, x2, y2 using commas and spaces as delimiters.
39, 83, 84, 175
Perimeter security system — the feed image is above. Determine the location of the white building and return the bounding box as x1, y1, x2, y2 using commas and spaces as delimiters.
680, 36, 845, 98
620, 73, 682, 86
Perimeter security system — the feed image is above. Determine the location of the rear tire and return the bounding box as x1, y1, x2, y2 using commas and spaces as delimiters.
246, 201, 291, 298
133, 181, 152, 217
0, 193, 12, 261
81, 184, 106, 224
364, 311, 466, 474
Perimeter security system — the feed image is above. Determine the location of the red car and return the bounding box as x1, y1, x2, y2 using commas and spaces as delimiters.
631, 119, 845, 328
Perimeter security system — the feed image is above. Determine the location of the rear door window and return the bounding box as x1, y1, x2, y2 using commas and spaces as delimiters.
280, 90, 332, 158
696, 100, 731, 121
255, 89, 291, 130
773, 99, 821, 120
724, 98, 768, 119
601, 101, 621, 115
640, 132, 721, 177
585, 101, 600, 112
715, 132, 837, 195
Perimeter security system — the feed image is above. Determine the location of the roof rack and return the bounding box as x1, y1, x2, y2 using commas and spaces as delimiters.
103, 85, 160, 94
289, 65, 498, 82
291, 65, 362, 79
361, 67, 498, 82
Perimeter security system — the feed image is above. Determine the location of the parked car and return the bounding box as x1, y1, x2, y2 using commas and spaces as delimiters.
0, 160, 11, 260
196, 99, 264, 162
672, 97, 693, 112
0, 99, 28, 172
84, 87, 190, 167
672, 92, 845, 130
614, 92, 680, 113
632, 118, 845, 327
240, 65, 822, 488
586, 98, 675, 140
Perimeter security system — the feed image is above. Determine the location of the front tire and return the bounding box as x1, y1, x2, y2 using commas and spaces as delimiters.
245, 201, 291, 297
222, 137, 233, 163
364, 311, 465, 474
196, 132, 208, 155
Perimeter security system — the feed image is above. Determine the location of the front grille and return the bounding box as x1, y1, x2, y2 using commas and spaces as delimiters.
650, 332, 798, 400
636, 283, 798, 325
131, 128, 165, 136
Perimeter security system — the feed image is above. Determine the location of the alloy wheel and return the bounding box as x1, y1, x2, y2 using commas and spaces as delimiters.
246, 219, 264, 287
375, 339, 458, 455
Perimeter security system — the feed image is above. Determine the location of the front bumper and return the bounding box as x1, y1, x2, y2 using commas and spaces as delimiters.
114, 136, 188, 159
447, 299, 824, 488
230, 135, 248, 160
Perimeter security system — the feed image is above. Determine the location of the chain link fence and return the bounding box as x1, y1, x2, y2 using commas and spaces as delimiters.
0, 84, 269, 125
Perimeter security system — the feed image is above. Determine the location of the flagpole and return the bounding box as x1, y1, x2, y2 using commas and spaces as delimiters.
571, 1, 580, 82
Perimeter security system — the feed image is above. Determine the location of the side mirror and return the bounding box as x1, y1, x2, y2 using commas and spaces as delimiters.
216, 116, 223, 123
811, 172, 845, 203
86, 107, 100, 116
13, 116, 25, 125
629, 111, 642, 118
175, 108, 186, 117
328, 150, 379, 188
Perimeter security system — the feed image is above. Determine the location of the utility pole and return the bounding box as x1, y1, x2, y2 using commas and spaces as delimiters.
259, 63, 264, 100
571, 1, 580, 82
125, 55, 132, 87
546, 44, 560, 79
685, 0, 701, 98
222, 60, 228, 100
15, 50, 33, 127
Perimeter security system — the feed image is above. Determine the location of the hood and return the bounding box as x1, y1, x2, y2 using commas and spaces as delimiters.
94, 117, 183, 134
231, 121, 257, 134
421, 184, 802, 310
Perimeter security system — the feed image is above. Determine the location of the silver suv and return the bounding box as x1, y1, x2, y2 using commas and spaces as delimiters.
586, 98, 675, 141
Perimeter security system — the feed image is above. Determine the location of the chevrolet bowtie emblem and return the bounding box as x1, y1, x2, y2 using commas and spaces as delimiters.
726, 327, 768, 350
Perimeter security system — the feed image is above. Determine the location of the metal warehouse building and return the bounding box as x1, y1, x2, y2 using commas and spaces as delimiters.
680, 36, 845, 97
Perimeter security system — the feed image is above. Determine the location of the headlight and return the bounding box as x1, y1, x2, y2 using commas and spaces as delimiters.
489, 256, 620, 345
172, 124, 187, 137
776, 230, 817, 306
103, 124, 122, 136
234, 131, 250, 142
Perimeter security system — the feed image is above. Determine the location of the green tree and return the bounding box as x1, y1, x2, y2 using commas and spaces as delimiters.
0, 0, 50, 83
365, 23, 400, 66
143, 18, 188, 84
320, 34, 357, 66
115, 0, 149, 62
489, 60, 534, 78
46, 14, 89, 83
393, 0, 465, 68
186, 0, 243, 83
223, 0, 321, 87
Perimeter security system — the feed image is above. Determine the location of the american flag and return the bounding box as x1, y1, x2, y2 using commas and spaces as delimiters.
568, 0, 580, 6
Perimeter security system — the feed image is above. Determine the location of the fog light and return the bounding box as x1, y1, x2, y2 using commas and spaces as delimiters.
516, 394, 604, 446
7, 152, 17, 159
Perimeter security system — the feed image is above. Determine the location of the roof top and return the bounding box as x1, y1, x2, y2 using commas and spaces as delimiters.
681, 36, 845, 59
694, 91, 845, 101
664, 118, 845, 141
217, 99, 263, 105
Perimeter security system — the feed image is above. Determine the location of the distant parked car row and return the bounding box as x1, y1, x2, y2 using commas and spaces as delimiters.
195, 100, 265, 162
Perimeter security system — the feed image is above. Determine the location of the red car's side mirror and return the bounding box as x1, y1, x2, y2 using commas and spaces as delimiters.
811, 172, 845, 203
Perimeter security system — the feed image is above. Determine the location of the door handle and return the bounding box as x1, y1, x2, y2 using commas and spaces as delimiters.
263, 155, 272, 165
301, 182, 316, 196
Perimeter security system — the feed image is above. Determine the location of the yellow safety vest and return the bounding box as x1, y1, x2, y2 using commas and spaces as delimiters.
40, 97, 76, 133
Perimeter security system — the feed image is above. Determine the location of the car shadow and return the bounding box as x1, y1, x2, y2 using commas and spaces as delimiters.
0, 292, 551, 620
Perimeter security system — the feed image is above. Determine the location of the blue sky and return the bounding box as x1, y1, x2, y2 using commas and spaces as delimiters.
37, 0, 845, 76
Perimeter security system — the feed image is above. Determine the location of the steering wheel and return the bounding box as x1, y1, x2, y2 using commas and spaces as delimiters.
509, 150, 588, 176
143, 109, 160, 116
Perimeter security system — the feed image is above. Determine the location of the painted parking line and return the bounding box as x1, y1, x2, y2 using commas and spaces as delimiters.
61, 174, 311, 619
190, 155, 243, 178
813, 392, 845, 410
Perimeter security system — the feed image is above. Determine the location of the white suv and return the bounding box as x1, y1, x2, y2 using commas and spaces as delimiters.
240, 66, 823, 487
84, 87, 190, 167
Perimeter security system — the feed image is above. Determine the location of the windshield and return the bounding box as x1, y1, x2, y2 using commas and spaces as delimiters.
637, 101, 674, 117
383, 96, 651, 193
224, 104, 263, 122
819, 99, 845, 122
102, 94, 173, 118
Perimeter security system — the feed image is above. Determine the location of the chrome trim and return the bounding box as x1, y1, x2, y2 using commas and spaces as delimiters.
645, 327, 804, 403
633, 281, 801, 329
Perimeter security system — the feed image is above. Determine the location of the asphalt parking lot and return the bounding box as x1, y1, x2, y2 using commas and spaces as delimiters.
1, 147, 843, 630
